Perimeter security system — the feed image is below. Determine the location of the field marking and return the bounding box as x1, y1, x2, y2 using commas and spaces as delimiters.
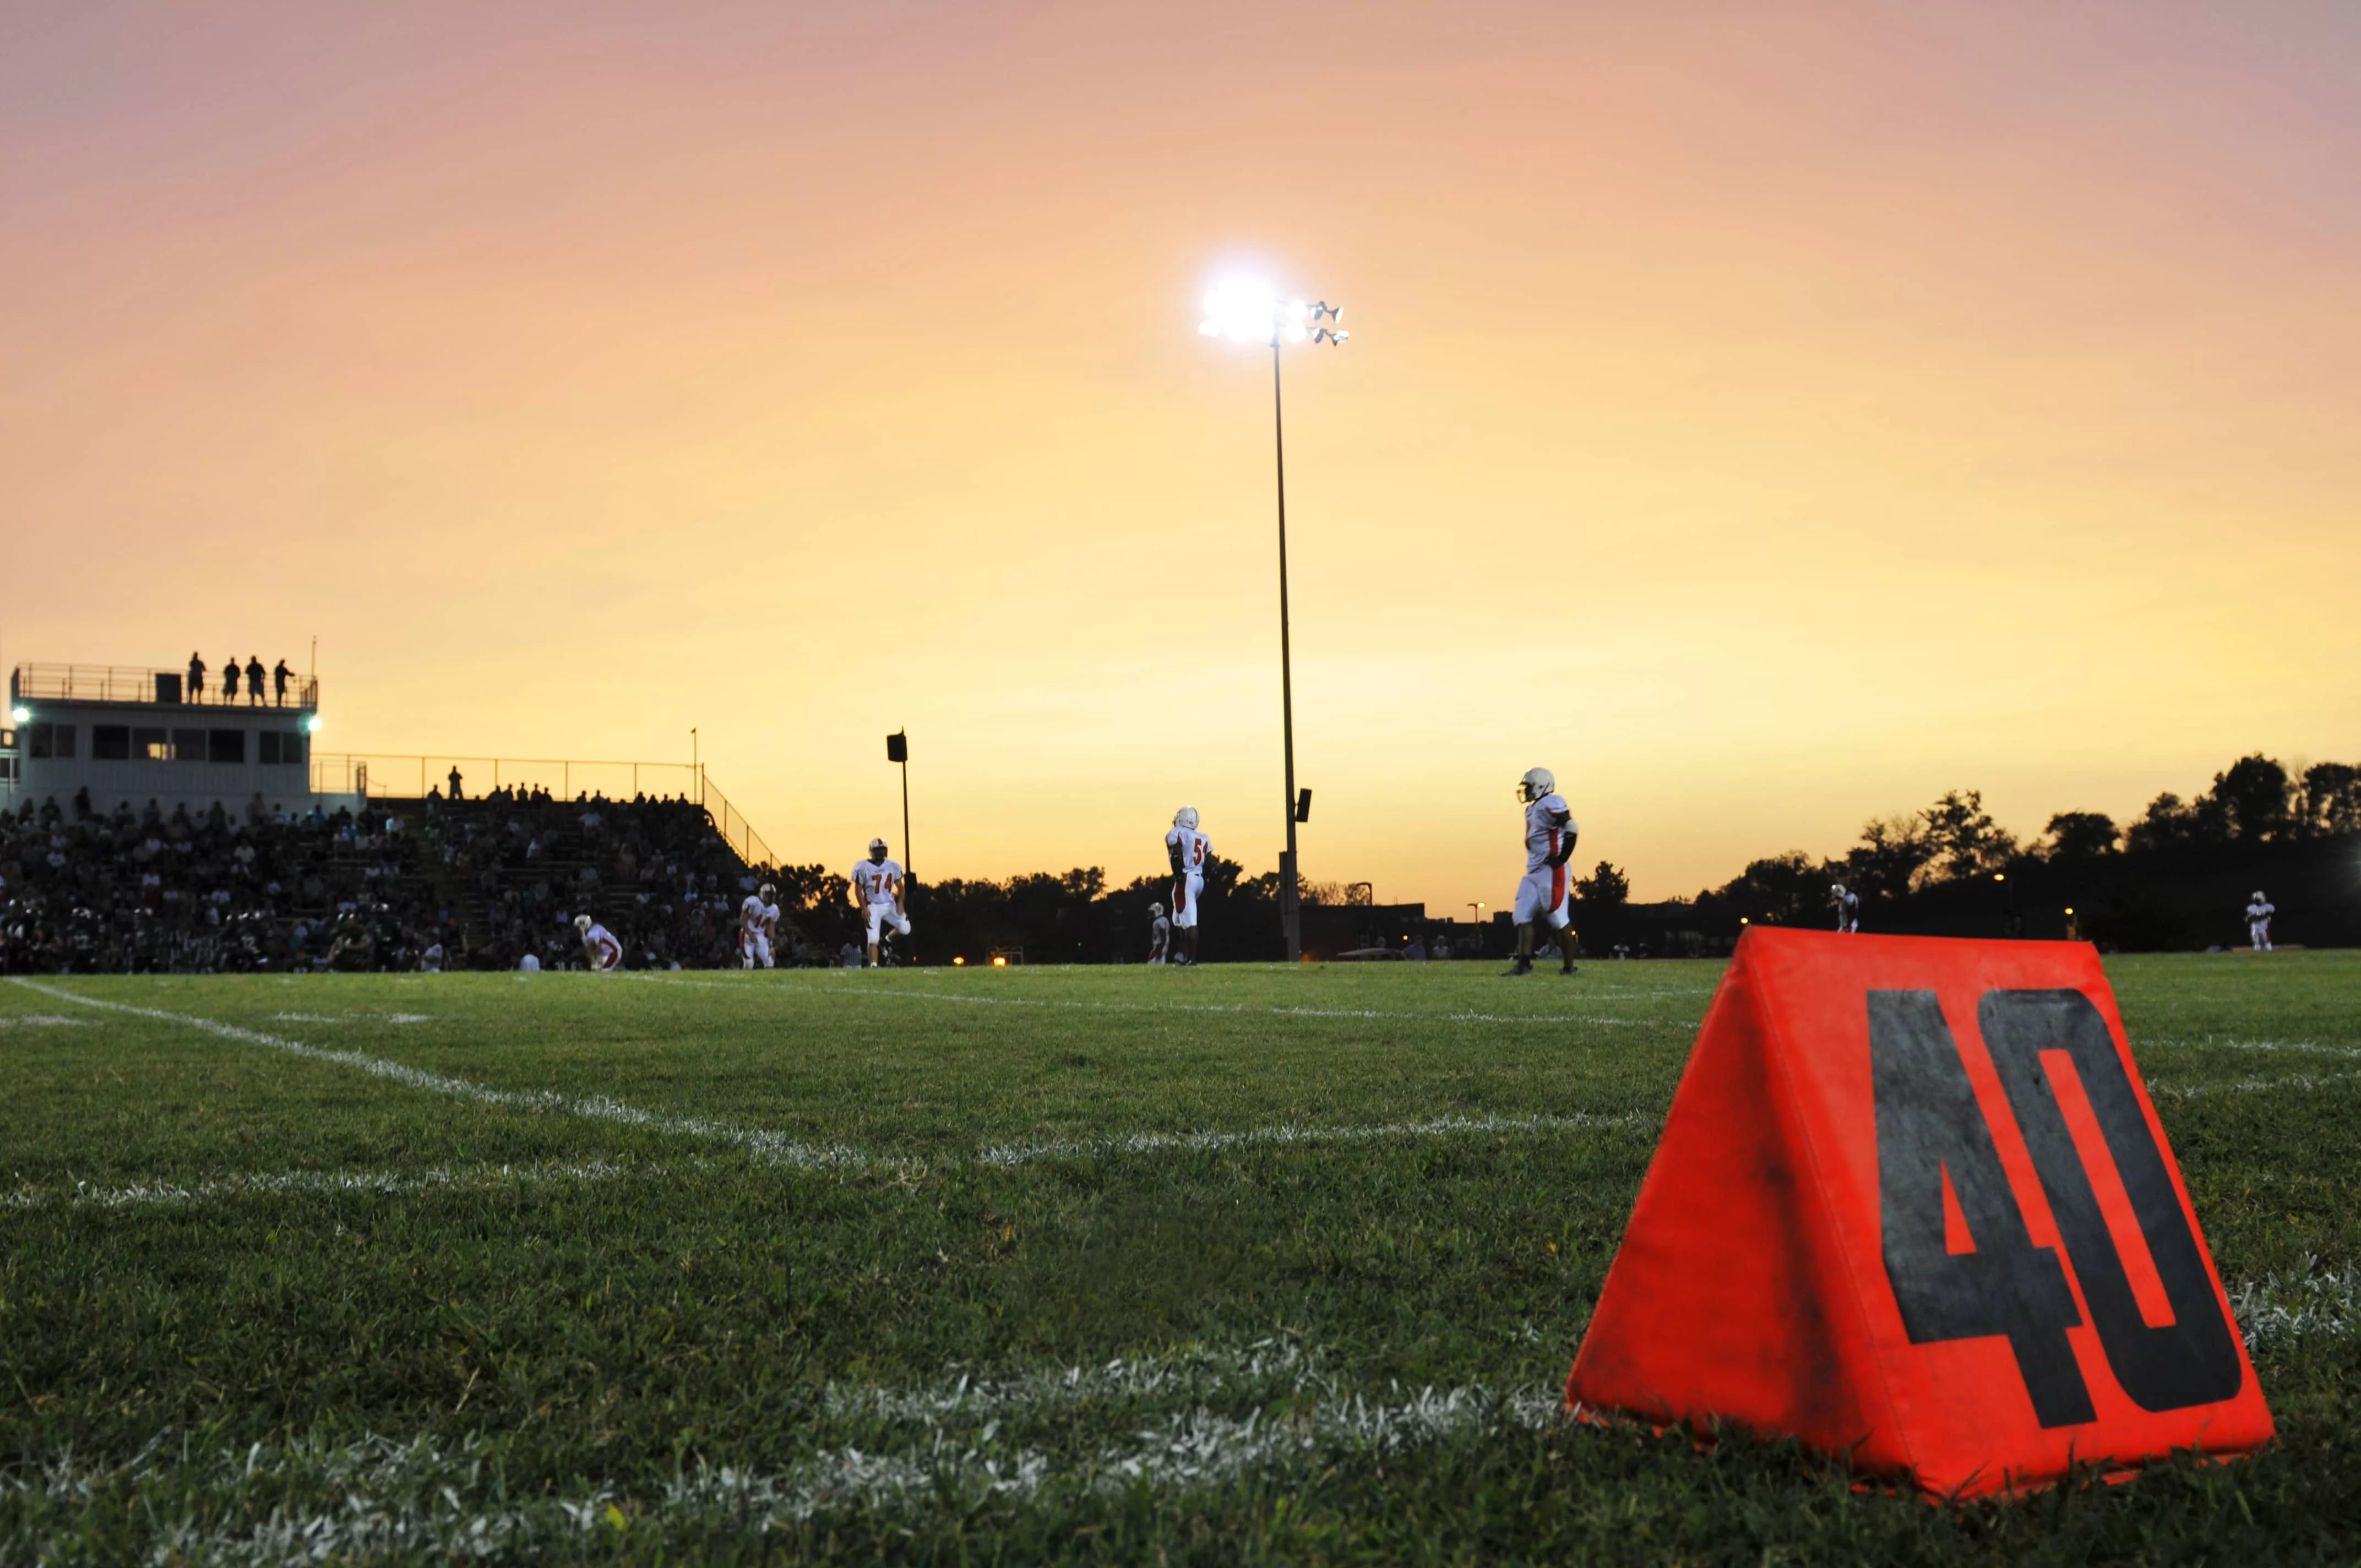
3, 1111, 1649, 1213
976, 1109, 1651, 1167
639, 972, 1689, 1028
4, 978, 868, 1171
270, 1011, 435, 1025
2, 1345, 1565, 1556
2140, 1037, 2361, 1061
0, 1014, 89, 1028
9, 1254, 2344, 1562
1, 1157, 673, 1213
2146, 1068, 2361, 1101
2230, 1254, 2361, 1352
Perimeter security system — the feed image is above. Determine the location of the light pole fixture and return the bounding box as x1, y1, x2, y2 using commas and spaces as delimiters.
1199, 276, 1347, 965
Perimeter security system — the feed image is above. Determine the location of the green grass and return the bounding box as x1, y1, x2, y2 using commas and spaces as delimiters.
2, 952, 2357, 1564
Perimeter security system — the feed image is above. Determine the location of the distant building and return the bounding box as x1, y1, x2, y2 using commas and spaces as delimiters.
4, 661, 340, 818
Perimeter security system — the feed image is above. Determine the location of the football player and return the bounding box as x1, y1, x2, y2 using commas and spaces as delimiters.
852, 838, 911, 967
573, 912, 623, 973
2246, 890, 2275, 952
1831, 882, 1860, 934
1505, 767, 1579, 977
740, 881, 780, 970
1163, 807, 1210, 965
1147, 901, 1170, 965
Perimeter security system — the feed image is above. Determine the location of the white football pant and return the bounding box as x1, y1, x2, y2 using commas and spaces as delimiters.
1513, 864, 1573, 931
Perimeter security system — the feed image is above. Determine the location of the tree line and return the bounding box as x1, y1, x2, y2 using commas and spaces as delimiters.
740, 753, 2357, 962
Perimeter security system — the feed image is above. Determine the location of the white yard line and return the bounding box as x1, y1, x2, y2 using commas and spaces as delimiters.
4, 978, 868, 1171
4, 1111, 1647, 1212
0, 1014, 89, 1027
638, 972, 1684, 1027
976, 1109, 1651, 1167
8, 1255, 2342, 1561
2139, 1037, 2361, 1061
1, 1157, 676, 1213
2146, 1068, 2361, 1101
1, 1353, 1566, 1559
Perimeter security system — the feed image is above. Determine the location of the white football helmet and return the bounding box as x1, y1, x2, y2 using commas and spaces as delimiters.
2253, 890, 2266, 902
868, 837, 889, 860
1151, 902, 1166, 917
573, 913, 592, 934
1831, 883, 1848, 899
1517, 767, 1556, 803
759, 883, 776, 901
1173, 805, 1200, 831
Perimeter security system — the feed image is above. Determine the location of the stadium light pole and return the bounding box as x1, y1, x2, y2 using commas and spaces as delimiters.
1199, 279, 1347, 965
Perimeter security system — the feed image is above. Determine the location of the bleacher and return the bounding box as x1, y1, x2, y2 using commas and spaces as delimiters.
0, 787, 806, 974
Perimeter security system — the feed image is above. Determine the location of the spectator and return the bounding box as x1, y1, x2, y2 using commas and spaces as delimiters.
187, 652, 206, 703
274, 659, 292, 706
245, 656, 265, 705
448, 765, 464, 800
221, 660, 241, 703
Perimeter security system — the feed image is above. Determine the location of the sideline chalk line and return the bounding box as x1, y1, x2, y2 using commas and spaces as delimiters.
6, 978, 866, 1170
637, 972, 1688, 1027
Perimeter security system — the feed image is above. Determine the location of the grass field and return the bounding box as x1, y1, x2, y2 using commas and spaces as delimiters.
3, 952, 2359, 1564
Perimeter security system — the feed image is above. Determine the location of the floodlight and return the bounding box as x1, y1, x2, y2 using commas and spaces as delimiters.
1199, 277, 1276, 341
993, 955, 1008, 967
8, 706, 26, 725
954, 956, 965, 966
304, 716, 324, 733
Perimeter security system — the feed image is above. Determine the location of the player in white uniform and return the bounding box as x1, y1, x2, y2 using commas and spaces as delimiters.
740, 881, 780, 970
1505, 767, 1579, 977
852, 839, 910, 966
1147, 902, 1169, 965
2246, 890, 2275, 952
1163, 807, 1209, 965
1831, 883, 1860, 934
573, 912, 622, 972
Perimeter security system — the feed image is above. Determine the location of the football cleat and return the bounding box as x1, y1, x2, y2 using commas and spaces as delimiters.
1501, 955, 1533, 977
1517, 767, 1555, 802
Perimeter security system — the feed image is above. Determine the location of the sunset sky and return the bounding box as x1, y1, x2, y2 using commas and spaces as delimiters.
5, 2, 2356, 910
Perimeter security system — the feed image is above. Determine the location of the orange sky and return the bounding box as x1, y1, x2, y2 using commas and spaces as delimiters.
4, 2, 2357, 909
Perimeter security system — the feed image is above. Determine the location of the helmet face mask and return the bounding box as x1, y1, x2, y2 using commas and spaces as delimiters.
1517, 767, 1556, 803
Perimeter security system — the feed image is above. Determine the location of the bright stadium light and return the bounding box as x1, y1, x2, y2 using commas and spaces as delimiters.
8, 706, 27, 725
1198, 269, 1350, 964
304, 716, 324, 734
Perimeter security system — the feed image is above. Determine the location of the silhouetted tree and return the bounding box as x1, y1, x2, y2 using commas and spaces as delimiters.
1577, 861, 1630, 906
2126, 792, 2199, 855
1843, 814, 1934, 901
2300, 763, 2361, 836
1921, 790, 2017, 881
2206, 755, 2293, 842
2039, 812, 2120, 861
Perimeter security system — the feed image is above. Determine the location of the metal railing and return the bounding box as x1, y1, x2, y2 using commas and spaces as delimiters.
12, 662, 319, 710
308, 752, 781, 872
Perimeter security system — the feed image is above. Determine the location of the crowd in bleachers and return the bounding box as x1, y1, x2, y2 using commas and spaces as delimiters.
0, 786, 807, 974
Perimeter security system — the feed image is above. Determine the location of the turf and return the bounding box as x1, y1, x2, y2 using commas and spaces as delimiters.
2, 952, 2357, 1564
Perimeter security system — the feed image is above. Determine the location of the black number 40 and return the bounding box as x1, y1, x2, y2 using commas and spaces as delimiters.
1869, 989, 2243, 1427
